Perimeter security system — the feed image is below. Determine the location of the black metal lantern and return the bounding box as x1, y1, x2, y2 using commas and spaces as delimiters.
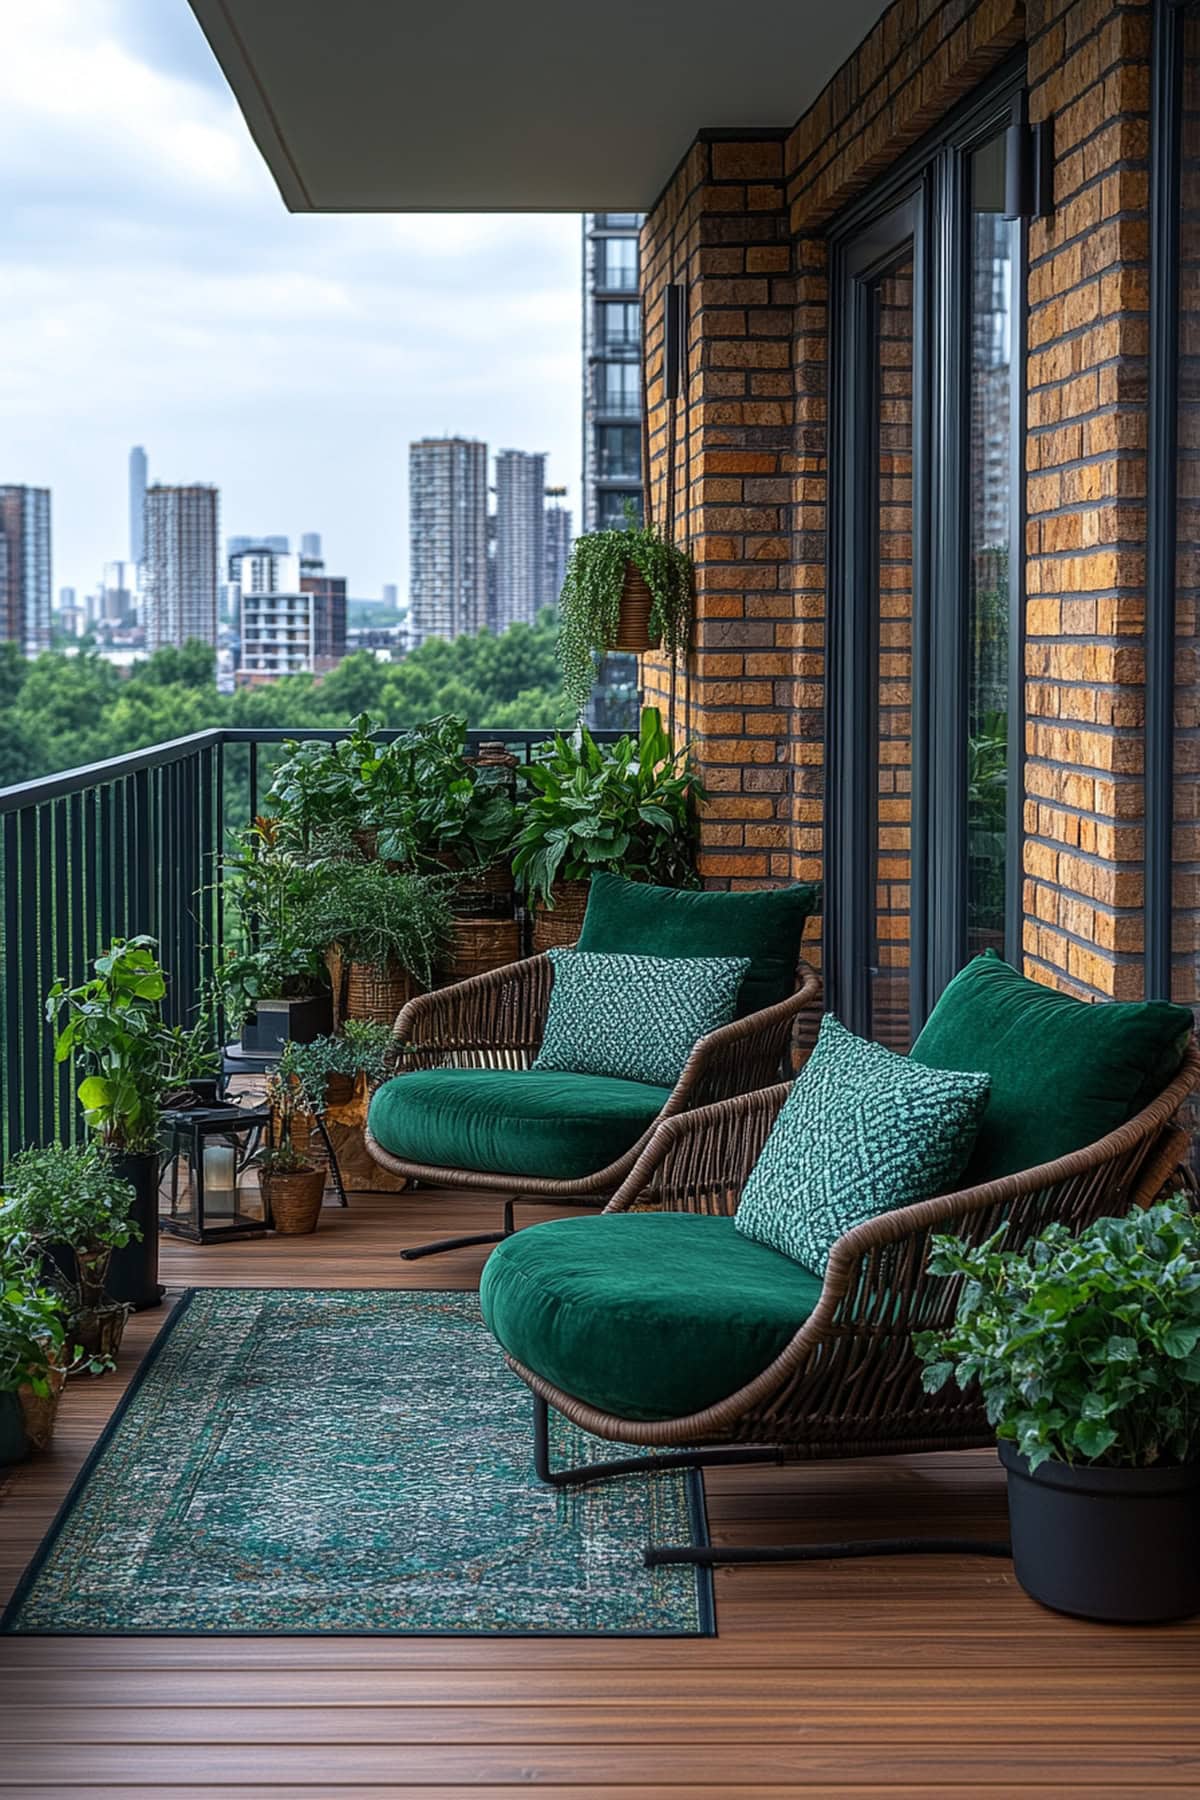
159, 1103, 273, 1244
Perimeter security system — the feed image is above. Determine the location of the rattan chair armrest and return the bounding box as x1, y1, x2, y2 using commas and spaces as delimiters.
666, 959, 822, 1110
605, 1082, 792, 1214
386, 953, 553, 1070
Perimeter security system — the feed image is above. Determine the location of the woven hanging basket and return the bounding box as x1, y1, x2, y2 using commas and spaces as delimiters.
344, 959, 415, 1028
440, 916, 522, 985
530, 881, 591, 954
263, 1167, 325, 1235
612, 562, 661, 653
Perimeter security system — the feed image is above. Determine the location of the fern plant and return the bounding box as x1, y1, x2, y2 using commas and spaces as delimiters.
556, 507, 692, 719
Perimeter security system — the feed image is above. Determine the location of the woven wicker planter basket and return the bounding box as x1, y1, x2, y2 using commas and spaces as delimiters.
263, 1167, 325, 1235
613, 563, 661, 653
344, 959, 415, 1028
435, 853, 515, 917
19, 1363, 65, 1451
441, 917, 522, 985
530, 881, 591, 953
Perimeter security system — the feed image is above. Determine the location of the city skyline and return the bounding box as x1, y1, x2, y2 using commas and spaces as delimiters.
0, 1, 581, 602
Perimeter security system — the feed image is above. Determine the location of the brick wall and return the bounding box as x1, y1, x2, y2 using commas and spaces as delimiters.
640, 0, 1160, 1004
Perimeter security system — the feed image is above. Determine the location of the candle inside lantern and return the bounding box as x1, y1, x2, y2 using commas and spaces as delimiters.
203, 1143, 237, 1218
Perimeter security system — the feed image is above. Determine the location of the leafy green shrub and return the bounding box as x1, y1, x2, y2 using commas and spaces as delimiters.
45, 937, 178, 1150
0, 1141, 139, 1317
0, 1240, 67, 1400
915, 1198, 1200, 1471
295, 862, 452, 984
556, 511, 692, 719
512, 708, 701, 907
277, 1022, 393, 1116
214, 820, 329, 1025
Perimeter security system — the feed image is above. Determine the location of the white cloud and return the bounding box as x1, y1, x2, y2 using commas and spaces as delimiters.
0, 1, 582, 599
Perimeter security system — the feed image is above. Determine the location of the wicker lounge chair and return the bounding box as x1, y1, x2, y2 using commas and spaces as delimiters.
489, 1038, 1200, 1567
364, 951, 822, 1259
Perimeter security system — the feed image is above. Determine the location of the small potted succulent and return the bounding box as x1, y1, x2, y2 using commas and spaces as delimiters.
45, 936, 170, 1308
916, 1197, 1200, 1623
556, 506, 692, 719
512, 708, 702, 950
259, 1067, 326, 1235
0, 1141, 140, 1367
0, 1242, 69, 1463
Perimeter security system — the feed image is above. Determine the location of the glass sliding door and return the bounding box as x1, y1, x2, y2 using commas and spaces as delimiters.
827, 75, 1023, 1041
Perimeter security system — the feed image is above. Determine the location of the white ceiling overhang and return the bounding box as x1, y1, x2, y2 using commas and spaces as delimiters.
188, 0, 890, 211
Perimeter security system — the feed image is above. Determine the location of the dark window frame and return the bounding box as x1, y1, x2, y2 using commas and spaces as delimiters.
825, 59, 1027, 1038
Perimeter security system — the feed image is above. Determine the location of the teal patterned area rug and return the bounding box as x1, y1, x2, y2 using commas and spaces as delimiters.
2, 1288, 713, 1637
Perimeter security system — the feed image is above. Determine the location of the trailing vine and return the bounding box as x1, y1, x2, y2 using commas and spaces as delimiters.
556, 505, 692, 719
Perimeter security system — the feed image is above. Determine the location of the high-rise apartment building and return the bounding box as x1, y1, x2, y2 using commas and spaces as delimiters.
582, 214, 644, 534
543, 491, 573, 606
99, 560, 139, 624
300, 532, 322, 561
582, 215, 644, 728
493, 449, 547, 632
227, 535, 288, 571
0, 486, 52, 656
408, 437, 488, 646
129, 446, 148, 566
233, 547, 346, 682
143, 485, 219, 650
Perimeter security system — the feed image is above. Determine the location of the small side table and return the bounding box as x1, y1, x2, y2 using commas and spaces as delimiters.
221, 1043, 350, 1210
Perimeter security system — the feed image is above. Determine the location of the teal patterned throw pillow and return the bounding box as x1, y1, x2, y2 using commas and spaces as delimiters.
533, 949, 751, 1089
735, 1014, 990, 1271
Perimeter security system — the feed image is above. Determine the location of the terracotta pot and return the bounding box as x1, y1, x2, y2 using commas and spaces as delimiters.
612, 563, 661, 652
263, 1167, 325, 1235
531, 881, 591, 953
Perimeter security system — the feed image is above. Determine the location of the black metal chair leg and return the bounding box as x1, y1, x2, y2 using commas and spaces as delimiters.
644, 1537, 1012, 1569
314, 1116, 349, 1207
532, 1392, 785, 1488
400, 1196, 516, 1262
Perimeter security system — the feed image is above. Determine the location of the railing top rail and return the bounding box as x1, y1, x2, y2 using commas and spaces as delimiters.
0, 723, 624, 811
0, 729, 226, 813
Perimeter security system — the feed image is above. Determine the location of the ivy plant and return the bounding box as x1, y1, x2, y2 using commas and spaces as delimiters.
556, 507, 692, 720
511, 707, 702, 908
915, 1197, 1200, 1472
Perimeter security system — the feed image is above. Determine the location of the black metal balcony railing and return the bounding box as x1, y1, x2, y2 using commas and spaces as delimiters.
0, 726, 619, 1163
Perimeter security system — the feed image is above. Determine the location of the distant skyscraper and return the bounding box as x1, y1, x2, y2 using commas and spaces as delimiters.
583, 213, 644, 728
301, 532, 322, 560
409, 437, 488, 646
583, 214, 644, 533
226, 534, 288, 573
0, 486, 51, 656
493, 450, 547, 632
381, 583, 398, 608
144, 485, 219, 650
543, 490, 573, 607
100, 561, 139, 624
129, 446, 148, 566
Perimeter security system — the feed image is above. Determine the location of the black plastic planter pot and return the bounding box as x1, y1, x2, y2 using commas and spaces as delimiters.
0, 1392, 29, 1466
999, 1440, 1200, 1623
242, 994, 332, 1054
107, 1149, 163, 1311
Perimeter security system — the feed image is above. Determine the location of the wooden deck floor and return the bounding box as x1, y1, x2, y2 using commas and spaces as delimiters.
1, 1188, 1198, 1797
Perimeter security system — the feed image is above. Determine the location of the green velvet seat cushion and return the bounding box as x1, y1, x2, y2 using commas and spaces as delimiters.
576, 872, 818, 1017
367, 1069, 672, 1181
480, 1212, 825, 1422
909, 950, 1194, 1184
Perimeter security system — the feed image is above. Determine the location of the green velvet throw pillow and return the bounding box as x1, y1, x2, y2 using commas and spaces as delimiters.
575, 872, 818, 1018
909, 950, 1194, 1184
735, 1014, 990, 1272
532, 948, 750, 1089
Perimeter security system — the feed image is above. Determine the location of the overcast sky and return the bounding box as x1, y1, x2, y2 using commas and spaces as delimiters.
0, 0, 582, 603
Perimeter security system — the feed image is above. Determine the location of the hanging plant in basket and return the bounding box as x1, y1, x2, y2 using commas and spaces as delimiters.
556, 505, 692, 720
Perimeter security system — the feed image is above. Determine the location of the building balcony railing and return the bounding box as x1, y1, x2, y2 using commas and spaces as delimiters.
0, 726, 621, 1161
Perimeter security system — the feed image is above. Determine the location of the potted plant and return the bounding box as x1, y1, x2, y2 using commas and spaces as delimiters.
295, 861, 453, 1027
916, 1197, 1200, 1623
45, 936, 168, 1309
512, 708, 702, 950
556, 507, 692, 719
259, 1068, 326, 1235
266, 714, 414, 862
394, 714, 518, 895
216, 820, 331, 1051
0, 1141, 139, 1367
0, 1242, 69, 1463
